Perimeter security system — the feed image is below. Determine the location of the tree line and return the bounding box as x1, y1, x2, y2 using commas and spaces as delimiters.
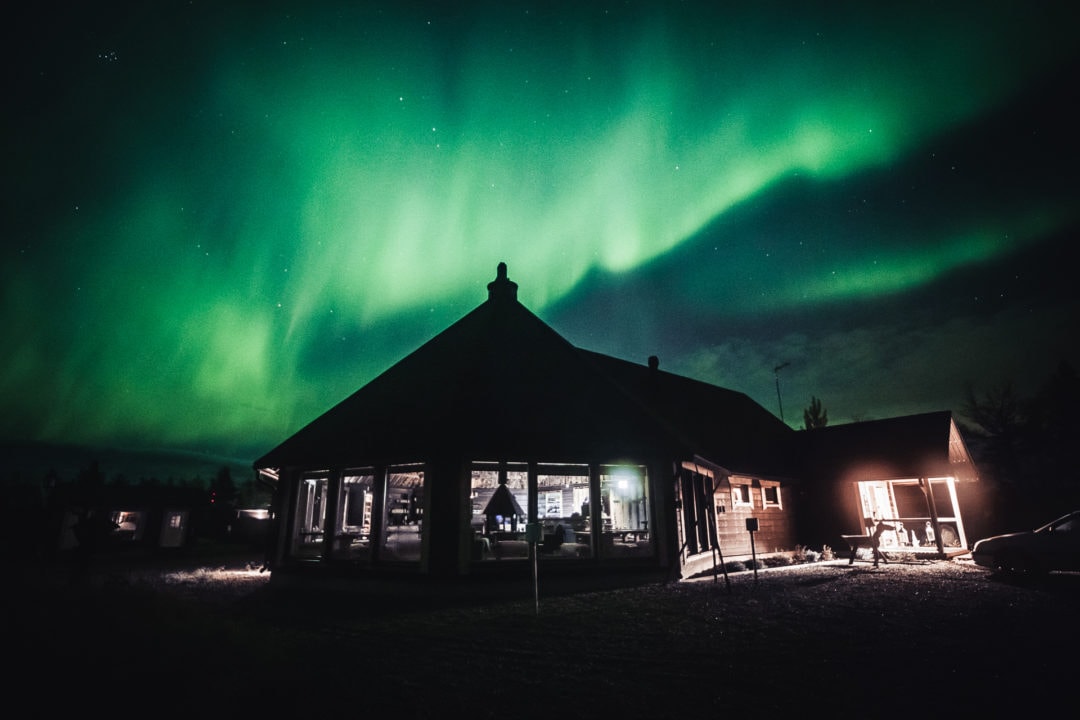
1, 460, 272, 562
959, 360, 1080, 525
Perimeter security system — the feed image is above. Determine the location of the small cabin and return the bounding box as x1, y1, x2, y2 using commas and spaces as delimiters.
796, 412, 979, 558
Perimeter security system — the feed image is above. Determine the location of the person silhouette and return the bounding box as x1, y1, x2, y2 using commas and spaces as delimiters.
871, 519, 895, 568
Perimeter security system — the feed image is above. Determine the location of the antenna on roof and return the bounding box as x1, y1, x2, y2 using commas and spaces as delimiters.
773, 362, 790, 423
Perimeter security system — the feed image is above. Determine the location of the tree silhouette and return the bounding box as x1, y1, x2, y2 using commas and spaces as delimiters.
1025, 360, 1079, 482
803, 396, 828, 430
209, 465, 238, 506
961, 380, 1026, 488
961, 363, 1080, 524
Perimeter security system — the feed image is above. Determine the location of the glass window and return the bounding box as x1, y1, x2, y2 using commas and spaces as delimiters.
762, 484, 781, 508
537, 465, 592, 559
109, 510, 143, 542
159, 510, 187, 548
599, 465, 652, 558
470, 463, 529, 561
466, 461, 651, 562
332, 470, 375, 561
732, 484, 752, 507
381, 466, 425, 562
292, 472, 329, 559
679, 469, 716, 556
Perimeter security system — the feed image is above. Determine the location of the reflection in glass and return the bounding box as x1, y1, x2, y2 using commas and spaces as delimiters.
381, 467, 424, 562
332, 471, 374, 560
600, 466, 652, 558
470, 464, 529, 561
293, 473, 329, 559
537, 466, 592, 559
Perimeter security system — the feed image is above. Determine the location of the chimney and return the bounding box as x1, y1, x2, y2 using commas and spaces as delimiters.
646, 355, 660, 398
487, 261, 518, 301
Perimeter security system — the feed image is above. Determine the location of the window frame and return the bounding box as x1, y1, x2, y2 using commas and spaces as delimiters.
760, 481, 782, 509
731, 482, 753, 507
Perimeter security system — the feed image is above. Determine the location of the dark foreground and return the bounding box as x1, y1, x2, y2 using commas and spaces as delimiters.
9, 555, 1078, 718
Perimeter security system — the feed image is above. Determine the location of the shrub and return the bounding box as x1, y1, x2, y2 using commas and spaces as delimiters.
821, 544, 834, 561
723, 560, 746, 573
764, 554, 793, 568
793, 544, 823, 563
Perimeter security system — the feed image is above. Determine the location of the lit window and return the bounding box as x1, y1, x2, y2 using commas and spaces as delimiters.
469, 462, 528, 562
292, 472, 330, 559
536, 465, 592, 560
732, 484, 752, 506
381, 466, 425, 562
599, 465, 653, 558
332, 470, 375, 561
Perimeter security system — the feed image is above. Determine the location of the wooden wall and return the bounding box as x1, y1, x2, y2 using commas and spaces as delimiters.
714, 487, 795, 557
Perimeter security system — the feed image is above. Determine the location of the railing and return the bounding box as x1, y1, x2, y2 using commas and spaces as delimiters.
859, 517, 961, 548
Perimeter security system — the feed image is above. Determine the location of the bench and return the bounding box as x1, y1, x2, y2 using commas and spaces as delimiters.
840, 534, 887, 565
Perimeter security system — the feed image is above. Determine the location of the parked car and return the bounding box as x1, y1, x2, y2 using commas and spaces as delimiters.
971, 511, 1080, 574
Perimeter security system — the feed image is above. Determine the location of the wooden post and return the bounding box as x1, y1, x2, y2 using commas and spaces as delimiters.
921, 477, 945, 556
707, 484, 731, 592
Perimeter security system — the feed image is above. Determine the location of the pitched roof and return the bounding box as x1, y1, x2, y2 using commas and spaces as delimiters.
254, 264, 694, 469
254, 265, 975, 488
798, 411, 978, 482
577, 351, 798, 480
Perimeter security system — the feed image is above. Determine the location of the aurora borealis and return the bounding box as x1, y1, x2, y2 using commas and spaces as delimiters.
5, 1, 1078, 466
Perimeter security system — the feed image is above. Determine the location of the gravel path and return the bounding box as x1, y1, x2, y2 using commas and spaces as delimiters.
11, 556, 1077, 717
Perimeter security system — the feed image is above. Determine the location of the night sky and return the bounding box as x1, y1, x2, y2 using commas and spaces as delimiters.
4, 1, 1078, 467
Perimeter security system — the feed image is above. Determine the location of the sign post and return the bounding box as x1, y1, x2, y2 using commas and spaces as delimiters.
525, 522, 542, 615
746, 517, 759, 583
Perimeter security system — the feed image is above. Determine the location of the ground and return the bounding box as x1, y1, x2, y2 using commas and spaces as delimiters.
9, 553, 1078, 718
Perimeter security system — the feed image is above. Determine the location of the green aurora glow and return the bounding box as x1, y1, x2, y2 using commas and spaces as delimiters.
4, 2, 1078, 460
